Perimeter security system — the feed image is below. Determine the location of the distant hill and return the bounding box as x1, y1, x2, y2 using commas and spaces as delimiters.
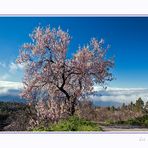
0, 89, 25, 103
93, 100, 121, 107
0, 95, 26, 103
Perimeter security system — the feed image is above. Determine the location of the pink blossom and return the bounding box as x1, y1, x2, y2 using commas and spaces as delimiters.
16, 25, 114, 122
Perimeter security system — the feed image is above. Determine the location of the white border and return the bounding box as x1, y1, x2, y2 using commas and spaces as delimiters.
0, 0, 148, 147
0, 133, 148, 148
0, 0, 148, 15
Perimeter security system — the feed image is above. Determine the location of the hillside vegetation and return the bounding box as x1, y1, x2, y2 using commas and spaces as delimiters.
0, 97, 148, 131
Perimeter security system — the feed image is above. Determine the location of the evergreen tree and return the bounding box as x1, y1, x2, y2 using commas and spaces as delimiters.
144, 101, 148, 113
135, 97, 144, 112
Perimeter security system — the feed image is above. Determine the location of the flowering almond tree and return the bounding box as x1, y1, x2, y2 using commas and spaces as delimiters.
17, 25, 114, 119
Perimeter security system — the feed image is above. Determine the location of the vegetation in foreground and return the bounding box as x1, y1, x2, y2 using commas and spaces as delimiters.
115, 115, 148, 128
0, 97, 148, 131
33, 116, 102, 131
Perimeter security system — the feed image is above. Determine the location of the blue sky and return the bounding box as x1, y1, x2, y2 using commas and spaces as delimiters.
0, 17, 148, 88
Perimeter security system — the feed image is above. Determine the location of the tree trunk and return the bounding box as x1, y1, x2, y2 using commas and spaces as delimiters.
68, 97, 76, 116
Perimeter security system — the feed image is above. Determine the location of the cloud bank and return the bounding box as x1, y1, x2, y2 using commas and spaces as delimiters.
0, 81, 23, 95
0, 80, 148, 105
92, 86, 148, 104
0, 81, 25, 103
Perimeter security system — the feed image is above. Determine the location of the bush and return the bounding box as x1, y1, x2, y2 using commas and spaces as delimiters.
144, 120, 148, 127
104, 119, 114, 126
125, 119, 140, 125
33, 116, 102, 131
115, 115, 148, 127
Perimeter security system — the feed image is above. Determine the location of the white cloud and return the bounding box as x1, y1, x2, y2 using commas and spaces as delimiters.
0, 80, 23, 95
0, 81, 147, 105
92, 86, 148, 104
0, 60, 24, 82
0, 74, 10, 81
9, 62, 24, 73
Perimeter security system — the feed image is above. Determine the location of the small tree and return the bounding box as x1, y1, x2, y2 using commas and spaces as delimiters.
144, 101, 148, 113
135, 97, 144, 112
128, 101, 134, 111
121, 103, 126, 110
17, 25, 114, 120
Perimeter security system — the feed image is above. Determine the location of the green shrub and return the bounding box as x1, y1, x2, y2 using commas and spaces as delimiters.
126, 119, 140, 125
33, 126, 50, 131
50, 116, 102, 131
77, 125, 100, 131
104, 119, 114, 126
115, 115, 148, 127
143, 120, 148, 127
33, 116, 102, 131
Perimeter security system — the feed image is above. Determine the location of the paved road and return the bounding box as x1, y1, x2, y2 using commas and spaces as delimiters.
100, 125, 148, 131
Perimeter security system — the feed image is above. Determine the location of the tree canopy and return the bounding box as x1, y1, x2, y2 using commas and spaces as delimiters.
17, 25, 114, 120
